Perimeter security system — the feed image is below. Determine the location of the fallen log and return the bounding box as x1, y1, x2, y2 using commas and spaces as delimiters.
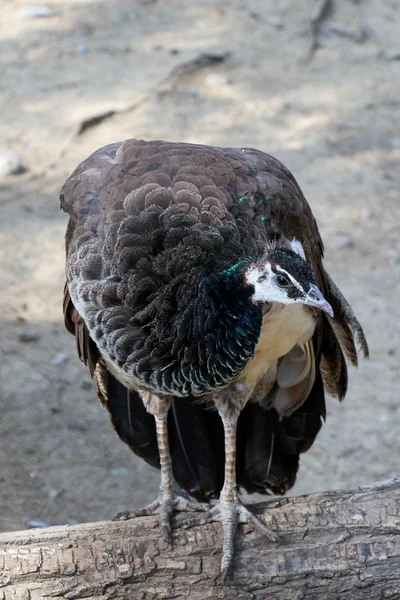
1, 479, 400, 600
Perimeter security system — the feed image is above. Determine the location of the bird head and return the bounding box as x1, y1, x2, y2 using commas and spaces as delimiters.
243, 248, 334, 316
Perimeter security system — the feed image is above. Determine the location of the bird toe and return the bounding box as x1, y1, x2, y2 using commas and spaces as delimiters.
238, 503, 280, 542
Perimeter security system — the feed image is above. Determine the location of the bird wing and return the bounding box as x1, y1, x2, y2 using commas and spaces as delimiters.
63, 281, 98, 377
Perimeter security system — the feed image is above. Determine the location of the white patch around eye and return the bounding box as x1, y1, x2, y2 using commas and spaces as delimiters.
245, 262, 276, 302
276, 268, 304, 294
290, 238, 306, 260
245, 262, 305, 304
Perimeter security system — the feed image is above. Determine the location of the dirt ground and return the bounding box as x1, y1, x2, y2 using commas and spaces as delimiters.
0, 0, 399, 534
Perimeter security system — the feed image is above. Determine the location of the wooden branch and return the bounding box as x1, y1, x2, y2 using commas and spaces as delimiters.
1, 479, 400, 600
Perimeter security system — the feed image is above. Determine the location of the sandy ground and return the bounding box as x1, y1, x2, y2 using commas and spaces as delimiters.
0, 0, 399, 533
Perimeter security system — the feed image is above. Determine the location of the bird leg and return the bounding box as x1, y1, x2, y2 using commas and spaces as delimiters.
215, 410, 279, 578
184, 403, 279, 578
112, 394, 208, 541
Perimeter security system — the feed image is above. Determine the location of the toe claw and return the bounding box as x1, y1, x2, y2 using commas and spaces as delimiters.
161, 522, 172, 542
220, 567, 230, 582
112, 498, 162, 522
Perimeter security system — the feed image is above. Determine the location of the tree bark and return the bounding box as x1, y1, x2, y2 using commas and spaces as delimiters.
1, 479, 400, 600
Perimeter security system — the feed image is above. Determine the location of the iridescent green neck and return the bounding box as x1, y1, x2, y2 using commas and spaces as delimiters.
220, 256, 253, 280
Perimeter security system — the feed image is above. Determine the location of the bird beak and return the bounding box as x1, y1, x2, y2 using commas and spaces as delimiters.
305, 284, 334, 317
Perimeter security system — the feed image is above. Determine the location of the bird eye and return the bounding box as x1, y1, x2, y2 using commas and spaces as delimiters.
276, 275, 290, 288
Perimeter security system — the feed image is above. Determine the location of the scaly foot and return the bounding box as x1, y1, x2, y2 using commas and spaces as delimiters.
112, 488, 209, 542
183, 492, 279, 579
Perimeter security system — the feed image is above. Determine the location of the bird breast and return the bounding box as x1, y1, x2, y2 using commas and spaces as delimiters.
237, 303, 316, 389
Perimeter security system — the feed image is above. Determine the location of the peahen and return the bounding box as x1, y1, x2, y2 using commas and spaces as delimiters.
61, 139, 368, 577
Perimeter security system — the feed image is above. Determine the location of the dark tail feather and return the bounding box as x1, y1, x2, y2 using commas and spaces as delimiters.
237, 404, 282, 494
169, 398, 224, 501
237, 368, 325, 496
104, 371, 160, 471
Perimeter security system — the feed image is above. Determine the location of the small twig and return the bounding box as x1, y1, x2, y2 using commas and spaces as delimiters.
310, 0, 332, 24
349, 0, 370, 43
76, 110, 116, 136
305, 0, 333, 62
322, 23, 368, 44
156, 52, 230, 91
